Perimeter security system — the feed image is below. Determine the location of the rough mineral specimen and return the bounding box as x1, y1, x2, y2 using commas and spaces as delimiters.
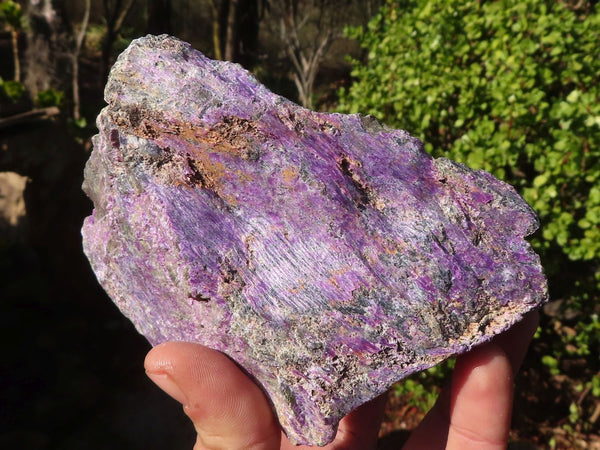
82, 35, 548, 446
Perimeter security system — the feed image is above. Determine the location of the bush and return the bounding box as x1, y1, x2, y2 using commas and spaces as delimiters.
0, 0, 23, 30
338, 0, 600, 304
34, 88, 64, 108
0, 78, 25, 101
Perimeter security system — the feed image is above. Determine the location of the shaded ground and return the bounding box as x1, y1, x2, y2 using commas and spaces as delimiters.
0, 241, 196, 450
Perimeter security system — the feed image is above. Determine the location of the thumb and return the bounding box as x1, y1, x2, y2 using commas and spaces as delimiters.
144, 342, 281, 450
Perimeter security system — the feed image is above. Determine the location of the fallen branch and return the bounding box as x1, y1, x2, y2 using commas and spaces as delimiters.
0, 107, 60, 129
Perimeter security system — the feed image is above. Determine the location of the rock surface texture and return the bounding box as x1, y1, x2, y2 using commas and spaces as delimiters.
82, 35, 548, 446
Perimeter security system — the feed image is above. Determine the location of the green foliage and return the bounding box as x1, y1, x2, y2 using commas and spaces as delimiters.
568, 371, 600, 432
338, 0, 600, 302
537, 311, 600, 431
569, 314, 600, 356
543, 313, 600, 361
541, 354, 560, 375
34, 88, 63, 108
392, 358, 455, 412
393, 378, 439, 411
0, 0, 24, 31
86, 24, 107, 51
113, 26, 135, 55
73, 117, 87, 129
66, 117, 89, 143
591, 373, 600, 398
0, 77, 25, 101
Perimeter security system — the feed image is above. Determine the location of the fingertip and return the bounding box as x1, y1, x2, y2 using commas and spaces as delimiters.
144, 342, 281, 450
404, 314, 539, 450
144, 342, 190, 405
280, 393, 388, 450
144, 341, 176, 373
492, 310, 541, 375
336, 392, 388, 448
447, 343, 513, 449
451, 343, 513, 401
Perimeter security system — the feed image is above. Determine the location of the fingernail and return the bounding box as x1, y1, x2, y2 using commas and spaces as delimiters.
146, 371, 188, 405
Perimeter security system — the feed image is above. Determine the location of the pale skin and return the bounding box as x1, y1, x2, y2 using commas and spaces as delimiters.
145, 312, 539, 450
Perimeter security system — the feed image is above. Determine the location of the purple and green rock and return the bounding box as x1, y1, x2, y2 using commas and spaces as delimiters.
82, 35, 548, 446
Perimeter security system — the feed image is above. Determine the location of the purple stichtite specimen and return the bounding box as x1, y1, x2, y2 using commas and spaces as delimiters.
82, 35, 548, 446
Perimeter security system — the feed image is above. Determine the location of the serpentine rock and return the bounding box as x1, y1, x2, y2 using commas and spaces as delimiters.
82, 35, 548, 446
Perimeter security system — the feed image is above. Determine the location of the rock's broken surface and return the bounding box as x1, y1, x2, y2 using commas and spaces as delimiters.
82, 35, 548, 446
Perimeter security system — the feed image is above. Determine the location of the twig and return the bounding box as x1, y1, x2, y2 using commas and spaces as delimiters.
590, 402, 600, 424
0, 107, 60, 129
73, 0, 91, 121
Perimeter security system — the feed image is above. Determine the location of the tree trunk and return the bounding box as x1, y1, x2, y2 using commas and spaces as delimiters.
236, 0, 260, 69
278, 0, 335, 109
24, 0, 71, 96
224, 0, 239, 61
101, 27, 115, 84
209, 0, 222, 59
101, 0, 135, 82
210, 0, 260, 65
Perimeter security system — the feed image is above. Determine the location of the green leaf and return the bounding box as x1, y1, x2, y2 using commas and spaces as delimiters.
1, 80, 25, 101
542, 355, 560, 375
533, 173, 549, 188
0, 0, 24, 30
34, 88, 63, 108
74, 117, 87, 129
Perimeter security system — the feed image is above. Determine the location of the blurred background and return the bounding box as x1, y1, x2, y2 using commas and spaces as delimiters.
0, 0, 598, 448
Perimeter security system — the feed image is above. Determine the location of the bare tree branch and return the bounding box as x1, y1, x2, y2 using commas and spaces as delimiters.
0, 107, 59, 130
101, 0, 136, 81
73, 0, 91, 121
276, 0, 340, 108
114, 0, 135, 35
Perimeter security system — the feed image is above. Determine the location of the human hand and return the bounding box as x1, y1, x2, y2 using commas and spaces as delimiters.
145, 312, 539, 450
402, 311, 539, 450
